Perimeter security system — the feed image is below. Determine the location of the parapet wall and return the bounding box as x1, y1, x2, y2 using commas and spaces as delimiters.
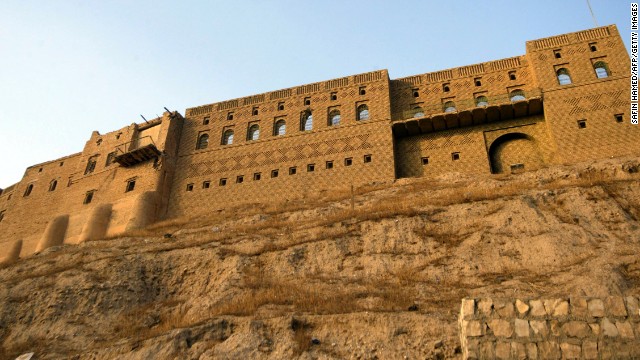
459, 296, 640, 359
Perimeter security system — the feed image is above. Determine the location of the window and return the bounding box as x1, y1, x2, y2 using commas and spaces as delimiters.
412, 88, 420, 97
509, 71, 517, 80
553, 49, 562, 59
253, 172, 261, 181
106, 151, 117, 166
443, 101, 456, 113
357, 104, 369, 120
329, 109, 341, 126
116, 133, 121, 140
236, 175, 244, 184
359, 87, 366, 95
443, 83, 450, 92
304, 97, 311, 106
421, 157, 429, 165
589, 43, 598, 52
289, 167, 297, 175
38, 167, 43, 172
556, 68, 572, 85
593, 61, 610, 78
84, 156, 98, 175
510, 89, 526, 102
330, 92, 338, 101
202, 181, 210, 189
219, 178, 227, 186
474, 78, 482, 87
326, 160, 334, 169
278, 102, 285, 111
344, 157, 353, 166
413, 107, 424, 118
196, 133, 209, 149
274, 119, 286, 136
60, 162, 64, 167
48, 180, 57, 192
247, 124, 260, 141
203, 116, 210, 125
186, 183, 194, 191
452, 152, 460, 160
222, 129, 234, 145
307, 164, 315, 172
0, 210, 4, 223
271, 169, 279, 178
476, 96, 489, 107
363, 154, 372, 163
126, 179, 136, 192
227, 112, 234, 120
23, 184, 33, 197
577, 120, 587, 129
301, 111, 313, 131
83, 191, 95, 204
510, 164, 525, 173
615, 114, 624, 123
252, 107, 259, 116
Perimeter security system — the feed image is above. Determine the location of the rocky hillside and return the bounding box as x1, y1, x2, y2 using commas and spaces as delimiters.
1, 156, 640, 359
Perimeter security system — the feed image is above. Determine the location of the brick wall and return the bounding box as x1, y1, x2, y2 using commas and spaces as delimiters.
459, 296, 640, 359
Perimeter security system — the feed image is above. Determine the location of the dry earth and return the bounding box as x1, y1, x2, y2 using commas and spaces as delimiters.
1, 155, 640, 359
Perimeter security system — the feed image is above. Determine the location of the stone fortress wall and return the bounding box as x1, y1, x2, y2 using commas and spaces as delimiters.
459, 296, 640, 359
0, 24, 638, 260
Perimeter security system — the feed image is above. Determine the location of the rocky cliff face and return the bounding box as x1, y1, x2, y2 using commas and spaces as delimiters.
1, 156, 639, 359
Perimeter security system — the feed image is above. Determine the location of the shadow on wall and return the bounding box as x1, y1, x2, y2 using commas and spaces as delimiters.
488, 133, 543, 174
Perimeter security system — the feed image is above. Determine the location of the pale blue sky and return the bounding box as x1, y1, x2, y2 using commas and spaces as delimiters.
0, 0, 632, 187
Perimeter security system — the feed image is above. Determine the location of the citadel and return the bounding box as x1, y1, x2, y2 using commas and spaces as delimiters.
0, 24, 637, 260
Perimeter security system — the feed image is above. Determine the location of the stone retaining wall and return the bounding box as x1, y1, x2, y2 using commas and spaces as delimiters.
459, 296, 640, 359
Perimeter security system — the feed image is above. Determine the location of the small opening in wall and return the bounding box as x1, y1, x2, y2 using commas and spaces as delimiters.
23, 184, 33, 197
202, 181, 210, 189
412, 89, 419, 97
509, 71, 517, 80
253, 172, 261, 181
126, 179, 136, 192
443, 84, 450, 92
38, 167, 43, 173
363, 154, 372, 163
452, 152, 460, 161
590, 43, 598, 52
510, 163, 525, 173
186, 183, 194, 191
359, 87, 366, 95
289, 167, 297, 175
84, 191, 94, 204
203, 117, 210, 125
227, 112, 234, 120
60, 162, 64, 167
326, 160, 333, 169
219, 178, 227, 186
307, 164, 315, 172
236, 175, 244, 184
554, 50, 562, 58
421, 157, 429, 165
474, 78, 482, 86
271, 169, 279, 178
116, 133, 121, 140
304, 97, 311, 106
49, 180, 57, 192
252, 108, 259, 116
330, 92, 338, 101
615, 114, 623, 123
577, 120, 587, 129
0, 210, 4, 223
344, 157, 353, 166
278, 102, 285, 111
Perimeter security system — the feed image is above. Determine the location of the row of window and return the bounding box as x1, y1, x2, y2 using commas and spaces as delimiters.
197, 105, 370, 149
186, 155, 372, 191
420, 152, 461, 165
22, 178, 136, 199
577, 114, 625, 128
410, 90, 527, 118
412, 71, 518, 97
555, 61, 610, 85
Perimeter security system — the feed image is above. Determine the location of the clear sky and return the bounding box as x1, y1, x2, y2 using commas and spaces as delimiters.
0, 0, 632, 187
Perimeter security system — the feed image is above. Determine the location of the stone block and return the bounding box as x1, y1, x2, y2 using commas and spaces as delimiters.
526, 343, 538, 359
599, 341, 614, 359
549, 320, 561, 337
530, 320, 548, 337
494, 299, 515, 318
582, 340, 598, 360
514, 319, 530, 338
560, 342, 581, 359
544, 298, 569, 316
588, 322, 600, 335
561, 321, 590, 338
515, 299, 529, 316
488, 319, 513, 338
601, 318, 619, 337
479, 341, 495, 359
569, 297, 588, 317
478, 298, 493, 316
465, 320, 485, 337
495, 342, 511, 360
605, 296, 627, 317
529, 300, 546, 317
625, 295, 639, 318
588, 299, 605, 318
461, 298, 475, 320
537, 341, 560, 359
466, 339, 479, 360
511, 342, 527, 360
615, 320, 634, 339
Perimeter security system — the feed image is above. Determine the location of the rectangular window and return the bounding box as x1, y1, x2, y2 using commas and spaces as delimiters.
125, 179, 136, 192
219, 178, 227, 186
278, 102, 285, 111
510, 163, 525, 173
202, 181, 210, 189
307, 164, 315, 172
0, 210, 5, 222
363, 154, 372, 163
474, 77, 482, 87
577, 120, 587, 129
84, 156, 98, 175
203, 116, 210, 125
227, 112, 234, 120
289, 167, 297, 175
553, 49, 562, 58
344, 157, 353, 166
83, 191, 95, 204
359, 86, 366, 95
452, 152, 460, 161
236, 175, 244, 184
186, 183, 194, 191
330, 92, 338, 101
253, 172, 261, 181
421, 157, 429, 165
271, 169, 279, 178
615, 114, 623, 123
508, 71, 516, 80
326, 160, 334, 169
304, 97, 311, 106
589, 42, 598, 52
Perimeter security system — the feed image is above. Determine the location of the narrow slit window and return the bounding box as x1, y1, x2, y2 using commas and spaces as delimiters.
344, 157, 353, 166
83, 191, 95, 204
48, 180, 58, 192
126, 179, 136, 192
363, 154, 372, 163
186, 183, 194, 191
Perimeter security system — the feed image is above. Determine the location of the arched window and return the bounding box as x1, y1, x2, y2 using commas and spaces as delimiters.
476, 96, 489, 107
301, 111, 313, 131
247, 124, 260, 141
222, 129, 234, 145
357, 104, 369, 120
593, 61, 610, 78
556, 68, 572, 85
329, 110, 341, 126
274, 120, 286, 136
412, 107, 424, 118
196, 133, 209, 149
443, 101, 456, 113
49, 180, 57, 192
23, 184, 33, 197
510, 89, 526, 102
